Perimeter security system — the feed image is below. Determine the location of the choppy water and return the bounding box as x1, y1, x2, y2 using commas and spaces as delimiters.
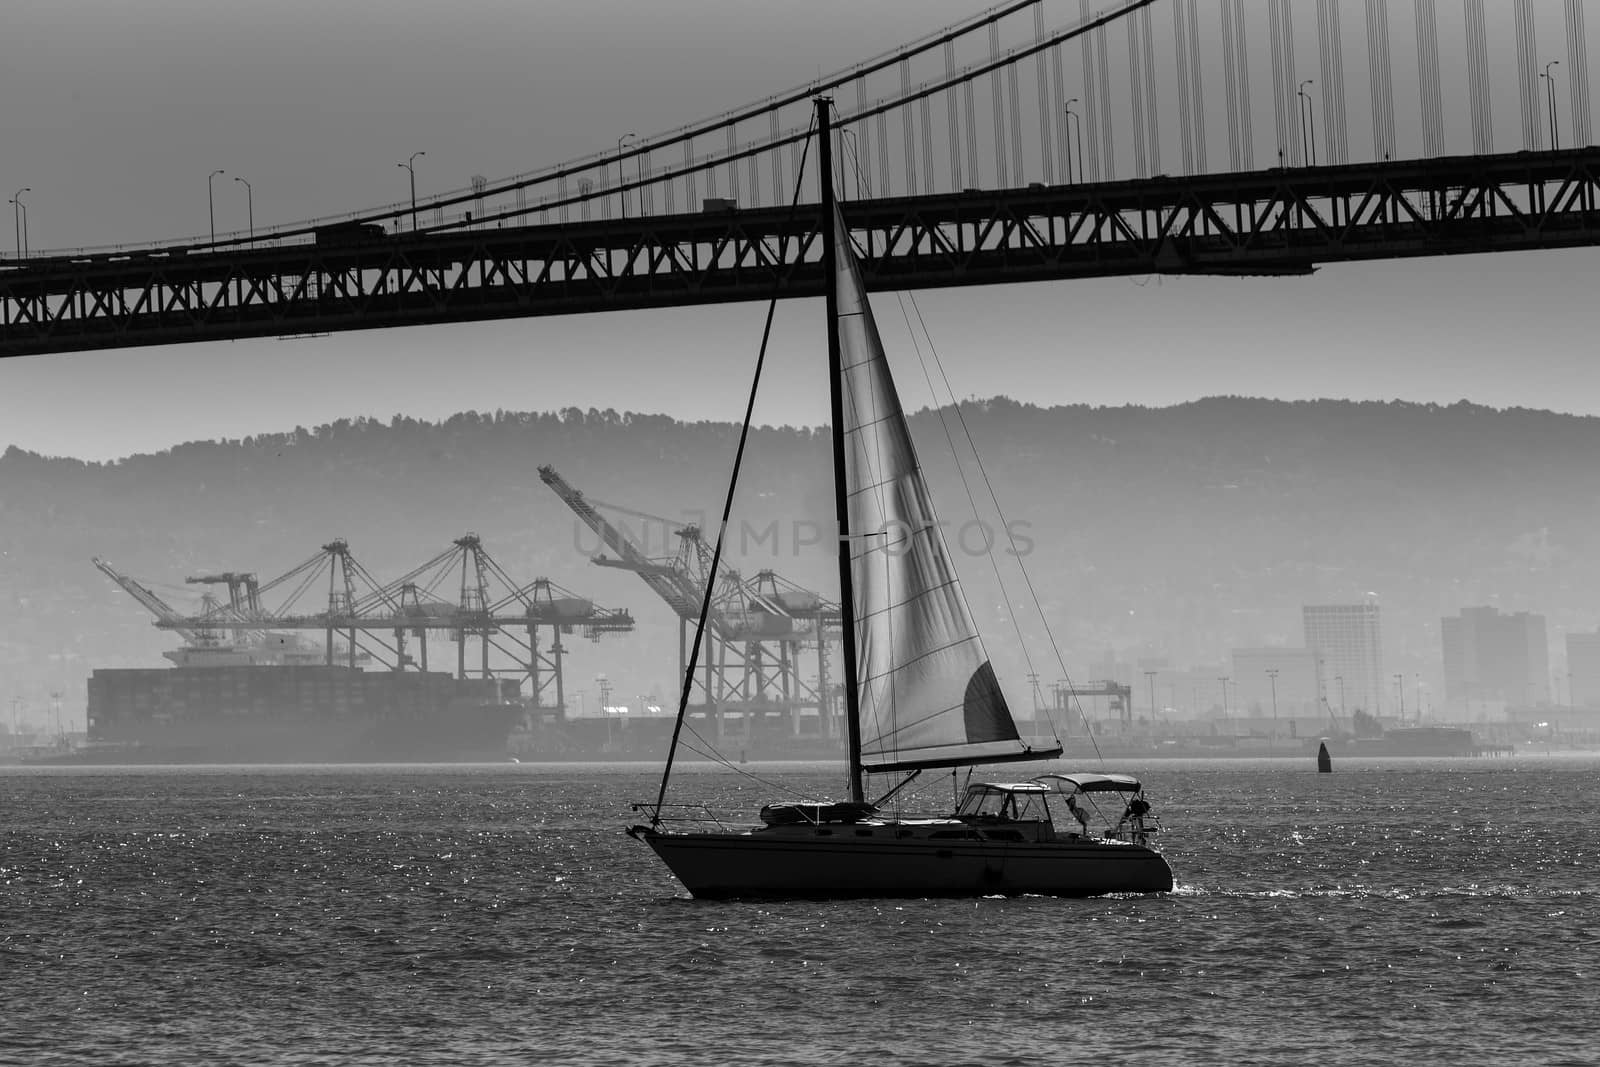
2, 758, 1596, 1066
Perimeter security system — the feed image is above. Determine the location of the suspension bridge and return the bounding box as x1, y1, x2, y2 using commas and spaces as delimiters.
3, 0, 1598, 357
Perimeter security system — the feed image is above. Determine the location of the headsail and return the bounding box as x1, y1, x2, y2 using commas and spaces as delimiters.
830, 206, 1058, 773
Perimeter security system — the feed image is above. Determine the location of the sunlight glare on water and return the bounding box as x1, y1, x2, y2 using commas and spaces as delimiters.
1, 759, 1596, 1066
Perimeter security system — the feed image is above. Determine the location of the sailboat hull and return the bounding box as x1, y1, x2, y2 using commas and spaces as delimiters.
633, 826, 1174, 899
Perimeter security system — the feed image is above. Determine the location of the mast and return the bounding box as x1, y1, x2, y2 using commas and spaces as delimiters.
816, 97, 865, 804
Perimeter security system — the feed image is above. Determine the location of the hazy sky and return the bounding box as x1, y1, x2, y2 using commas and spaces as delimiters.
4, 0, 1599, 460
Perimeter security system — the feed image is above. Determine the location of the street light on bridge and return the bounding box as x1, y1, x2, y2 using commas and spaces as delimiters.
1063, 99, 1084, 185
399, 151, 425, 233
1541, 60, 1561, 150
208, 169, 225, 245
234, 177, 254, 246
1297, 80, 1317, 166
617, 133, 635, 221
10, 188, 29, 258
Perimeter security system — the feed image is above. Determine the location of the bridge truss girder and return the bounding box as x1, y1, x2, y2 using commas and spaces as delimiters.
5, 148, 1600, 357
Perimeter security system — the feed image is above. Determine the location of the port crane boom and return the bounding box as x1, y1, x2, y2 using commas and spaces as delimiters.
539, 464, 841, 745
92, 557, 219, 648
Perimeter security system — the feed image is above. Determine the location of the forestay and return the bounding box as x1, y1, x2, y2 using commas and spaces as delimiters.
830, 206, 1058, 773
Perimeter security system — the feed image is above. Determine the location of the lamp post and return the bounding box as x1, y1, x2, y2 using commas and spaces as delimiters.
1297, 80, 1317, 166
234, 177, 253, 245
399, 152, 425, 233
617, 133, 635, 221
1063, 100, 1084, 185
10, 188, 27, 258
1541, 61, 1561, 150
208, 169, 225, 245
1266, 668, 1280, 751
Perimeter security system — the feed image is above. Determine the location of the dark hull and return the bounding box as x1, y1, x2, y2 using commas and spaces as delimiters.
634, 826, 1174, 898
84, 666, 522, 763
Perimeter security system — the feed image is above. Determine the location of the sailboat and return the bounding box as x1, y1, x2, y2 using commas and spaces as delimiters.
627, 100, 1173, 898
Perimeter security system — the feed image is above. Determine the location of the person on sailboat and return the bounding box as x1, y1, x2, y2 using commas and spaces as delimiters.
1116, 797, 1152, 842
1066, 794, 1090, 837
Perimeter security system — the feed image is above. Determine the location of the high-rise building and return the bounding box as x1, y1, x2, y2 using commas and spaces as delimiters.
1566, 631, 1600, 707
1441, 606, 1549, 709
1303, 602, 1384, 716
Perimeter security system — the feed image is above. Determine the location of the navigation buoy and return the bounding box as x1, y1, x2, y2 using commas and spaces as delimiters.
1316, 741, 1332, 774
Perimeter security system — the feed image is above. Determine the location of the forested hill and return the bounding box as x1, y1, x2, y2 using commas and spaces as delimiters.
3, 396, 1597, 723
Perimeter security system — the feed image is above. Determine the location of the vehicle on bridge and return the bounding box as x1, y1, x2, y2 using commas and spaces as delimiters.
313, 221, 388, 246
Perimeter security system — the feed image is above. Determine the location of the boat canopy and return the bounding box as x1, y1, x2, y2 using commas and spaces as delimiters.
1031, 773, 1143, 795
963, 782, 1051, 796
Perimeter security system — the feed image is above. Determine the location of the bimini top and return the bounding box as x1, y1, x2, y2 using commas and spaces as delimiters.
1032, 773, 1144, 795
965, 782, 1051, 796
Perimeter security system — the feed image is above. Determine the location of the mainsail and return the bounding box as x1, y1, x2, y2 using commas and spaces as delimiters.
831, 207, 1056, 772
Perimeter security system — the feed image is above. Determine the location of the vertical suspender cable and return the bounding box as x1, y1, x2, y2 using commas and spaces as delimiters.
991, 22, 1009, 187
1140, 7, 1161, 175
1515, 0, 1541, 150
1175, 3, 1194, 174
1080, 0, 1102, 181
1051, 28, 1069, 181
1130, 14, 1150, 177
1096, 19, 1115, 178
1234, 0, 1256, 167
1332, 0, 1349, 162
1186, 0, 1207, 173
1567, 0, 1593, 146
1414, 0, 1444, 156
1269, 0, 1292, 164
921, 94, 935, 194
1009, 35, 1025, 183
1366, 0, 1397, 160
856, 76, 873, 193
964, 74, 982, 187
1317, 0, 1350, 164
1035, 3, 1053, 185
903, 60, 919, 195
1465, 0, 1492, 154
1221, 0, 1242, 169
946, 41, 963, 191
877, 110, 891, 197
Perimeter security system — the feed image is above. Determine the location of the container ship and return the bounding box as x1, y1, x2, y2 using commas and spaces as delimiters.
72, 556, 526, 764
84, 664, 523, 763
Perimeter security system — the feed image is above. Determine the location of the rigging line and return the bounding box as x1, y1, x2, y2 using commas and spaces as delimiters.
652, 117, 815, 823
895, 291, 1038, 677
901, 291, 1103, 763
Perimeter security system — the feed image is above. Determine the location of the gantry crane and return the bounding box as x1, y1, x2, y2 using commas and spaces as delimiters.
93, 556, 225, 653
158, 534, 631, 713
538, 464, 840, 742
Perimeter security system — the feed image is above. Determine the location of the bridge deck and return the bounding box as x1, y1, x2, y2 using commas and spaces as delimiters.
3, 148, 1598, 357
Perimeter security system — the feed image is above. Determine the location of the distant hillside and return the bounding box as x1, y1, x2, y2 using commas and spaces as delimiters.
4, 397, 1597, 726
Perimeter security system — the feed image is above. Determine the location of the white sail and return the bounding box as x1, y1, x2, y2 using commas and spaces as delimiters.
831, 207, 1053, 772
